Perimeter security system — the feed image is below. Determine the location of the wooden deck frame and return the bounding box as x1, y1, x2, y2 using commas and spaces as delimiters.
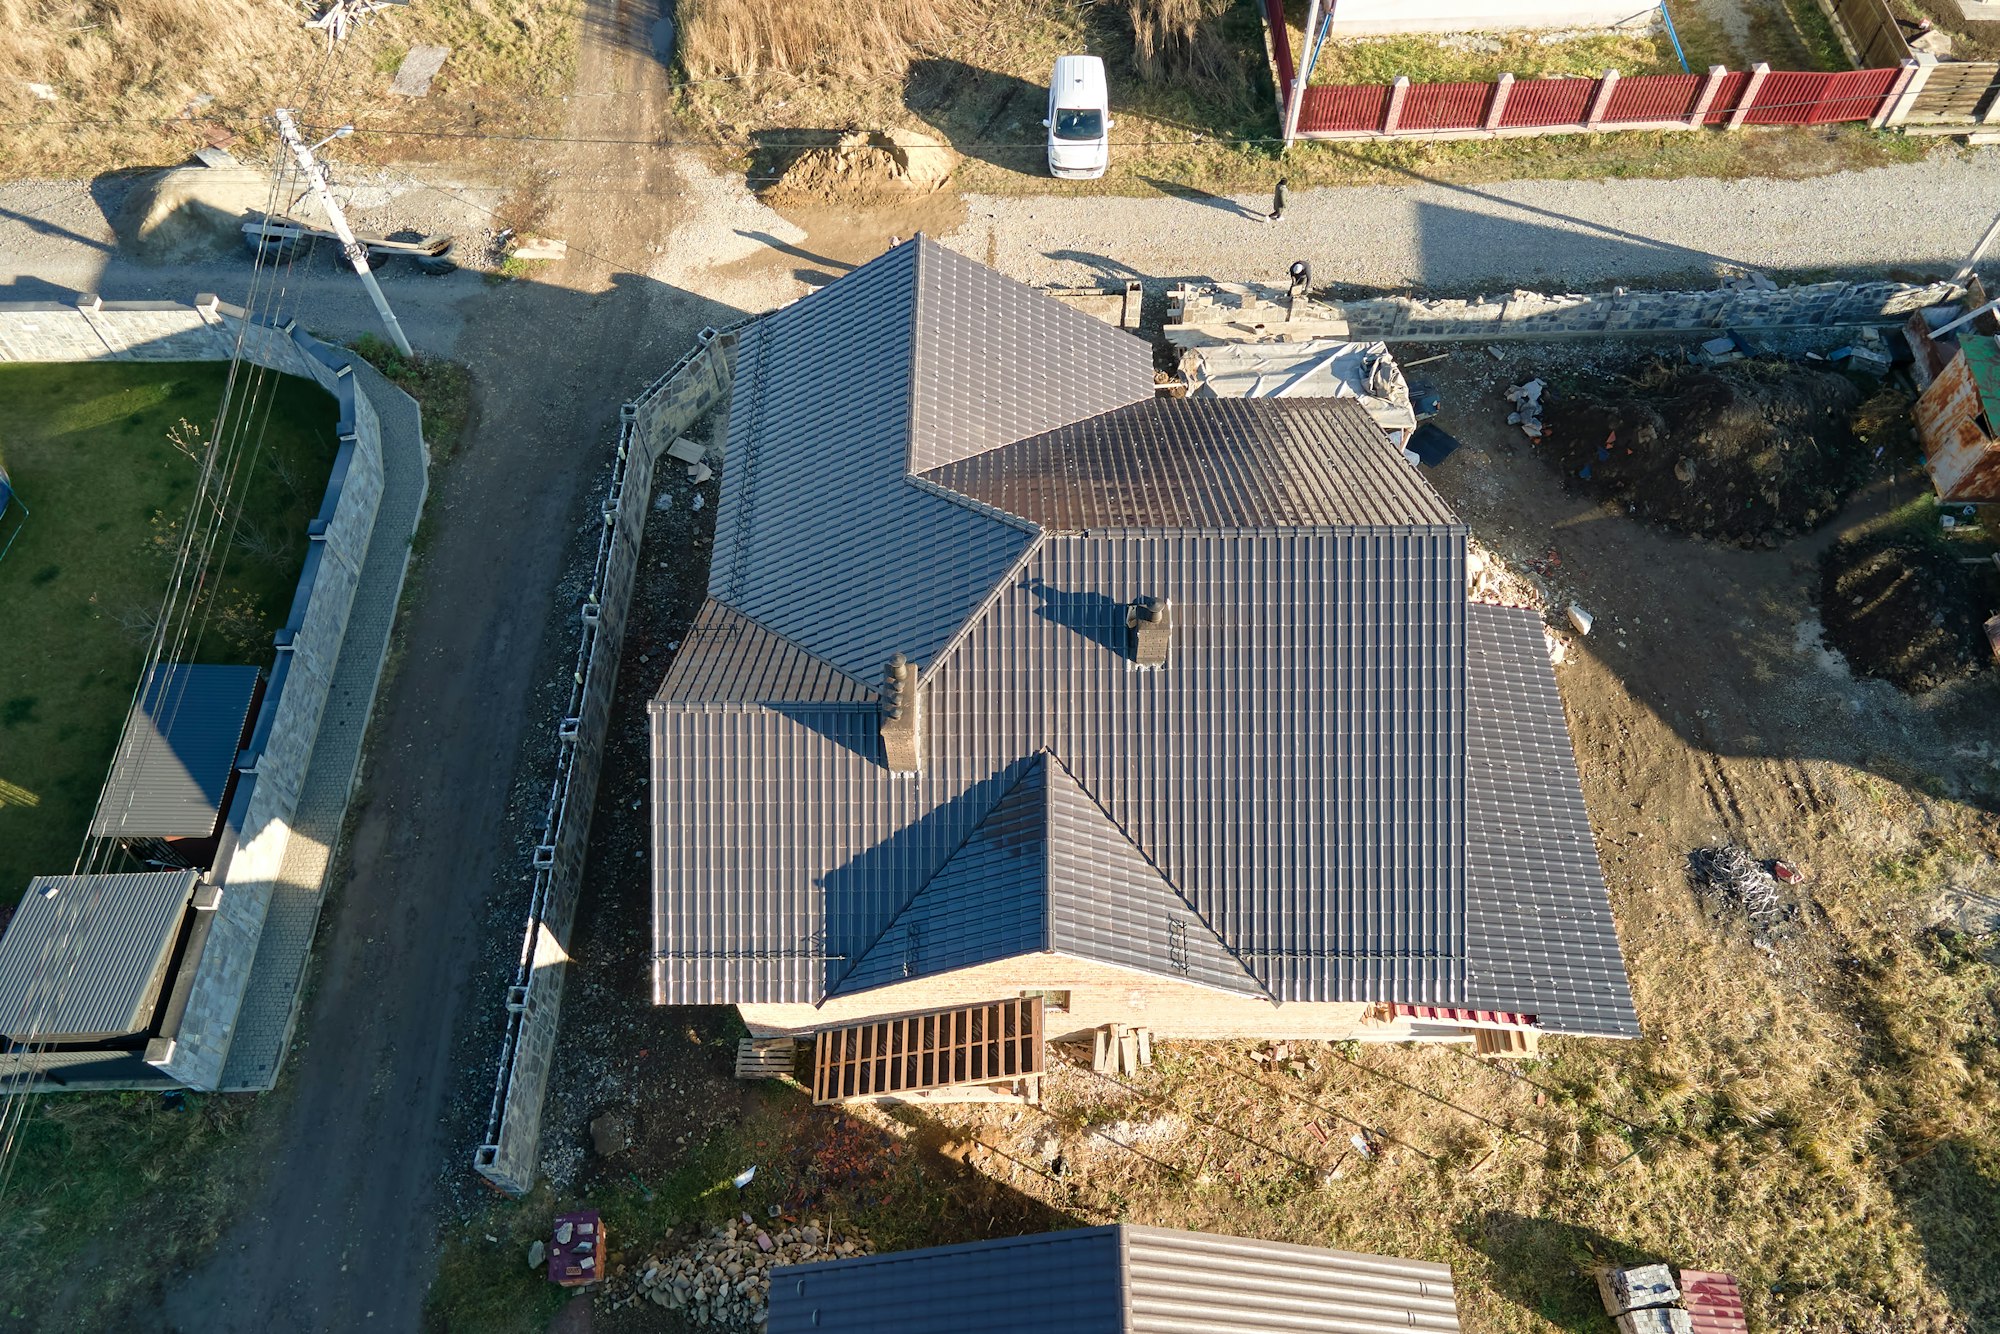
811, 997, 1044, 1104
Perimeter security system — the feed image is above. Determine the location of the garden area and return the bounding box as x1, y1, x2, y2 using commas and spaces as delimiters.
0, 361, 338, 907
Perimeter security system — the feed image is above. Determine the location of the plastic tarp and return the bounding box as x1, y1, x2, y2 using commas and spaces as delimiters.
1188, 339, 1418, 432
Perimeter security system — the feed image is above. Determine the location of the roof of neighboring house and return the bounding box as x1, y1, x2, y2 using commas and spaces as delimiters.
0, 871, 197, 1043
650, 236, 1637, 1036
91, 664, 260, 839
766, 1224, 1462, 1334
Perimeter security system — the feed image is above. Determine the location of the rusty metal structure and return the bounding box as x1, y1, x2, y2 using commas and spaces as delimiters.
1913, 323, 2000, 504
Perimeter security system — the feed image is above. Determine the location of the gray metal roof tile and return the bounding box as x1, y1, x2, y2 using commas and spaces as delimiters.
0, 871, 197, 1042
833, 756, 1051, 995
92, 664, 260, 838
651, 244, 1635, 1032
1463, 604, 1639, 1037
766, 1224, 1460, 1334
658, 600, 874, 704
925, 397, 1457, 531
910, 240, 1155, 474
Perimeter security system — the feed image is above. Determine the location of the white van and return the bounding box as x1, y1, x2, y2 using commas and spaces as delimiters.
1044, 55, 1111, 180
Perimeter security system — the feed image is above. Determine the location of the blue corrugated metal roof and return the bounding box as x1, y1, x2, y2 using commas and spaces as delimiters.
92, 664, 259, 839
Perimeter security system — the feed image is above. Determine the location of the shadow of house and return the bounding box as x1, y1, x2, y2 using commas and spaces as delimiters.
1464, 1210, 1665, 1330
1893, 1140, 2000, 1332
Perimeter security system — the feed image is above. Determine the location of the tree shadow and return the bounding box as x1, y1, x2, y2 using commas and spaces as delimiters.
1462, 1210, 1665, 1330
903, 58, 1049, 176
1892, 1140, 2000, 1332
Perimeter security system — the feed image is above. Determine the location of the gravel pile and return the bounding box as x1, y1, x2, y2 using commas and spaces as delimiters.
604, 1217, 873, 1327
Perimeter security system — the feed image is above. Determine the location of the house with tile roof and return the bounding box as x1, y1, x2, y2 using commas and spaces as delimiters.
649, 237, 1636, 1097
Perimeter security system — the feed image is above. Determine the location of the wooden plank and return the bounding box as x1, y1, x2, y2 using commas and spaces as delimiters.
810, 999, 1045, 1104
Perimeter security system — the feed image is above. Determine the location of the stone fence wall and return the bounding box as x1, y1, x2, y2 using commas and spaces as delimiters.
1166, 278, 1960, 342
474, 327, 739, 1198
0, 296, 388, 1091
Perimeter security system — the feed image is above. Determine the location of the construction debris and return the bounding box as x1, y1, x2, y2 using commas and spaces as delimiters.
1687, 844, 1795, 951
1093, 1024, 1154, 1075
1599, 1264, 1681, 1317
1567, 604, 1594, 636
510, 235, 569, 262
605, 1219, 872, 1321
548, 1210, 604, 1287
305, 0, 396, 46
1504, 378, 1544, 439
389, 43, 450, 98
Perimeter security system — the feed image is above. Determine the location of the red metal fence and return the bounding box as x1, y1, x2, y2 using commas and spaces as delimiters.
1292, 66, 1904, 138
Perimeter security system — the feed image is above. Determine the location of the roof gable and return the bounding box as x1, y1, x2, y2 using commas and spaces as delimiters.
829, 753, 1264, 999
1043, 754, 1266, 998
834, 757, 1051, 995
909, 239, 1155, 474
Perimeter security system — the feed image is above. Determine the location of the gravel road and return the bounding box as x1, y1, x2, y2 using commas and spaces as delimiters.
950, 148, 2000, 294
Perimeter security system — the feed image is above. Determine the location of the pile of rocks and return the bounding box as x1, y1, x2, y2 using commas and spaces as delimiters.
606, 1217, 872, 1327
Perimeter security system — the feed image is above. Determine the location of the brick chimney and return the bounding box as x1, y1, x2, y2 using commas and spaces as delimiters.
1126, 596, 1173, 668
879, 652, 924, 772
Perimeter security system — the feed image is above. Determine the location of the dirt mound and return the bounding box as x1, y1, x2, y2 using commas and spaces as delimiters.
1549, 362, 1873, 546
763, 128, 956, 202
1819, 534, 1993, 694
117, 166, 277, 261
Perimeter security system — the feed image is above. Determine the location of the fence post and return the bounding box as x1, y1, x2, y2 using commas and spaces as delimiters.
1383, 76, 1410, 135
1873, 57, 1929, 129
1724, 61, 1769, 131
1585, 69, 1620, 127
1688, 65, 1728, 128
1484, 72, 1514, 131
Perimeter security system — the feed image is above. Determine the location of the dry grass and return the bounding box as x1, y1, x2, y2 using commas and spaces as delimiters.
0, 0, 581, 179
1125, 0, 1242, 90
679, 0, 981, 80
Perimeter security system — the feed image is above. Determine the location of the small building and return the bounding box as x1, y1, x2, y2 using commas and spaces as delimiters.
650, 238, 1638, 1097
92, 663, 262, 869
0, 870, 217, 1087
767, 1224, 1462, 1334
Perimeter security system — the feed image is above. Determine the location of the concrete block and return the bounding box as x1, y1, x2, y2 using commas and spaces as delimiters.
1599, 1264, 1680, 1316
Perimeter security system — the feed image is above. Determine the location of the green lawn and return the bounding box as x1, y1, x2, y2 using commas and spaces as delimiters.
0, 362, 339, 906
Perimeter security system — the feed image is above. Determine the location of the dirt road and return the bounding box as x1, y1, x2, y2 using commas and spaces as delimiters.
147, 2, 728, 1329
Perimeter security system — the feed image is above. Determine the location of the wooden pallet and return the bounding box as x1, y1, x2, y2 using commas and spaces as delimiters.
735, 1037, 796, 1080
811, 998, 1043, 1104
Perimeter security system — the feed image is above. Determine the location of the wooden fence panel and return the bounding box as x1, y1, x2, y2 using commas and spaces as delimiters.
1827, 0, 1912, 68
1908, 61, 2000, 123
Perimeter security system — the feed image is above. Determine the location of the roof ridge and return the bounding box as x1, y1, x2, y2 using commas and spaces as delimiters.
1042, 751, 1273, 1000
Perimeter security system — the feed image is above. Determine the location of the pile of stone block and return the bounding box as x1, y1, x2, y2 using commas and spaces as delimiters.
1597, 1264, 1692, 1333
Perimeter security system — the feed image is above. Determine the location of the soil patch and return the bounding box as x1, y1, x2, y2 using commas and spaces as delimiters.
760, 128, 956, 203
1548, 361, 1873, 546
1819, 534, 1994, 694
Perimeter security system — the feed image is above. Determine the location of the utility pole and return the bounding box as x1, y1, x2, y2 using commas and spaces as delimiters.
272, 108, 414, 356
1952, 205, 2000, 291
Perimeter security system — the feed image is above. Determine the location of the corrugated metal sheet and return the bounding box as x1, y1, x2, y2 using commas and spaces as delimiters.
654, 528, 1468, 1009
92, 664, 260, 838
924, 398, 1451, 531
1124, 1226, 1460, 1333
1680, 1270, 1749, 1334
910, 239, 1154, 473
1462, 605, 1639, 1037
765, 1224, 1460, 1334
1916, 343, 2000, 503
0, 871, 197, 1042
657, 600, 873, 704
769, 1227, 1127, 1334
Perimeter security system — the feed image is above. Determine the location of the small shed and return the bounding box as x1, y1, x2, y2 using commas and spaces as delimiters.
92, 664, 261, 846
0, 871, 199, 1043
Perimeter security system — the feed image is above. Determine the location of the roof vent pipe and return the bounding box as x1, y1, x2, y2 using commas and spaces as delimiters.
879, 653, 924, 773
1126, 596, 1173, 668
